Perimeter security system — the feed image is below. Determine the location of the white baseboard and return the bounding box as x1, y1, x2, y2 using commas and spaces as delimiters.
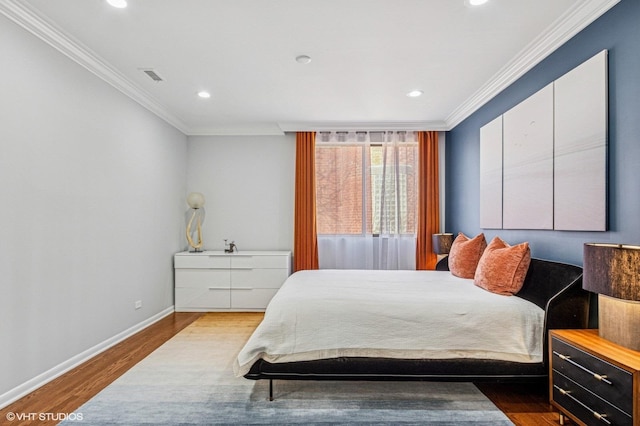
0, 306, 175, 410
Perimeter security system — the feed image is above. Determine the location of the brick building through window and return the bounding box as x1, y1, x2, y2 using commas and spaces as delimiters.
315, 141, 418, 236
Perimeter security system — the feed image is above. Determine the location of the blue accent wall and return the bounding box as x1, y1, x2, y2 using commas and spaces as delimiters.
446, 0, 640, 266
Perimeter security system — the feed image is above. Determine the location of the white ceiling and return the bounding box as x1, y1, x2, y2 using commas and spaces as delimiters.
1, 0, 620, 135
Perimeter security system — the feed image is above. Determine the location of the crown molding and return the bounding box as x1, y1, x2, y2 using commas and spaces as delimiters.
187, 121, 449, 136
188, 124, 286, 136
1, 0, 619, 135
278, 121, 448, 133
0, 0, 190, 134
445, 0, 621, 129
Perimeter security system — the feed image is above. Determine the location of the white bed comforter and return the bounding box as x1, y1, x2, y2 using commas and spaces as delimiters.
234, 269, 544, 377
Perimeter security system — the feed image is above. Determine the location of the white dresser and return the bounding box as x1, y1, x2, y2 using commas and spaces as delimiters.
174, 251, 292, 312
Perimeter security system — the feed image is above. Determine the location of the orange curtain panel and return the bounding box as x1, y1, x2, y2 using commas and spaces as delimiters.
416, 131, 440, 270
294, 132, 319, 272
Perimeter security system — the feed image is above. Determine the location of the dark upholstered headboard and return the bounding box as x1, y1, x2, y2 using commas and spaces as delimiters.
436, 257, 585, 312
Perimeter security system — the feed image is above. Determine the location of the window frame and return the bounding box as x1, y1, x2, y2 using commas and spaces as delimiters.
315, 140, 418, 237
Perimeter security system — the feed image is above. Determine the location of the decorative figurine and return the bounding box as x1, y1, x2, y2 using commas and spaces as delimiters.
186, 192, 205, 252
224, 239, 237, 253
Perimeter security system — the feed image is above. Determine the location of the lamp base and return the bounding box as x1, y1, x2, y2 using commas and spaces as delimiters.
598, 294, 640, 351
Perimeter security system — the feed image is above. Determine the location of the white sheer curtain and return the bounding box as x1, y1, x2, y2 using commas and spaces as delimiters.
315, 131, 418, 270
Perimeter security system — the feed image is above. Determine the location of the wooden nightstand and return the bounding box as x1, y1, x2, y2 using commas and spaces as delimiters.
549, 329, 640, 426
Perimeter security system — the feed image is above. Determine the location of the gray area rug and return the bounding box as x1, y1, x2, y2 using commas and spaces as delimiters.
62, 315, 513, 425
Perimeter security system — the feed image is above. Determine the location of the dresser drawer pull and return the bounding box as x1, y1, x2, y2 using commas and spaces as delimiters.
554, 385, 612, 425
208, 287, 228, 290
553, 351, 613, 385
233, 287, 254, 290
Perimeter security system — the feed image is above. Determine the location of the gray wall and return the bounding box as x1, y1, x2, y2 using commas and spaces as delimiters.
446, 0, 640, 265
186, 135, 295, 252
0, 14, 187, 402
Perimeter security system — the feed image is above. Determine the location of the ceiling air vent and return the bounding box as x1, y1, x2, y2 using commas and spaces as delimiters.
141, 69, 163, 82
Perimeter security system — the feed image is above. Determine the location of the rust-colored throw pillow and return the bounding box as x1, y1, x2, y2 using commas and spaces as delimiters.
474, 237, 531, 296
448, 233, 487, 278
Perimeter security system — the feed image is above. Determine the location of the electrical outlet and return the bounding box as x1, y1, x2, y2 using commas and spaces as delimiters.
135, 300, 142, 310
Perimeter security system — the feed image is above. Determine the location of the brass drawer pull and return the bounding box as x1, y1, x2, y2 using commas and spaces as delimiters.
554, 385, 612, 425
593, 373, 609, 382
553, 351, 613, 385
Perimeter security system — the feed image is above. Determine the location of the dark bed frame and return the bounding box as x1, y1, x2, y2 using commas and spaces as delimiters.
244, 257, 590, 400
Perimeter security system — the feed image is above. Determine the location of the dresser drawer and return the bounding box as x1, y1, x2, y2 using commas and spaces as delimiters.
175, 254, 230, 269
552, 337, 633, 414
175, 287, 231, 310
175, 269, 231, 289
231, 269, 289, 289
553, 371, 632, 426
231, 288, 279, 309
230, 254, 290, 269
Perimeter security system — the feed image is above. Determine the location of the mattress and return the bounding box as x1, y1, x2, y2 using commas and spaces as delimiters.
234, 269, 544, 377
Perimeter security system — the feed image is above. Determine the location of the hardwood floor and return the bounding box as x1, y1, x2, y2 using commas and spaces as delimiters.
476, 382, 561, 425
0, 312, 202, 426
1, 312, 562, 425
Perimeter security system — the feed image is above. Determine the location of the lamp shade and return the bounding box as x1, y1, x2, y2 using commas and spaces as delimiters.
432, 233, 454, 255
583, 243, 640, 301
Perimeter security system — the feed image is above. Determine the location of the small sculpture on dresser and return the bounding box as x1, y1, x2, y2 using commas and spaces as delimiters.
185, 192, 206, 252
224, 239, 237, 253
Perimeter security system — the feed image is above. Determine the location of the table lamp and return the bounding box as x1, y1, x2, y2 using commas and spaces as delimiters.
583, 243, 640, 350
432, 233, 454, 255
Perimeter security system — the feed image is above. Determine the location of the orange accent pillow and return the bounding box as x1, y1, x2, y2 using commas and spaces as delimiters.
448, 233, 487, 278
474, 237, 531, 296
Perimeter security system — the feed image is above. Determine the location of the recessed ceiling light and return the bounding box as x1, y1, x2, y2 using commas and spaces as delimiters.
106, 0, 127, 8
295, 55, 312, 64
197, 91, 211, 99
406, 90, 423, 98
467, 0, 488, 5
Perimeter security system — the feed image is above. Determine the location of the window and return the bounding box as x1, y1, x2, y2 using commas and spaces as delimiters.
369, 144, 418, 235
315, 131, 418, 270
315, 144, 364, 235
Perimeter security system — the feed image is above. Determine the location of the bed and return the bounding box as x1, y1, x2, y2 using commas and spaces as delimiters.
235, 257, 589, 400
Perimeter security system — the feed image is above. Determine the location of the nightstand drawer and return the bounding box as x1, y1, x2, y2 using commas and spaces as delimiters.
553, 371, 632, 426
552, 337, 633, 414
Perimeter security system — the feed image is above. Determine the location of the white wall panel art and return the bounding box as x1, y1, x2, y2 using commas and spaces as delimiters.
503, 84, 555, 230
554, 50, 608, 231
479, 116, 503, 229
479, 50, 607, 231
